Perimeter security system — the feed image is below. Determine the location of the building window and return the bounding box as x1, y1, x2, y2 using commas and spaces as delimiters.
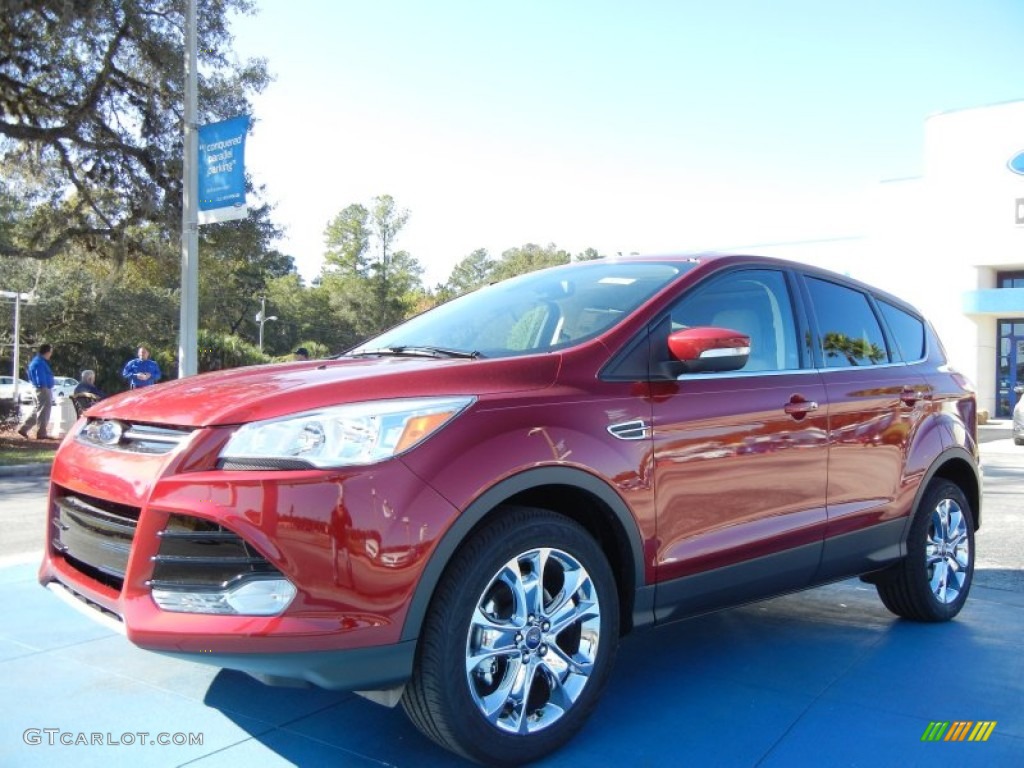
996, 270, 1024, 289
996, 319, 1024, 418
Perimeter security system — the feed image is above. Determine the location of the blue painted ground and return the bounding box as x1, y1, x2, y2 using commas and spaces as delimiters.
1, 558, 1021, 767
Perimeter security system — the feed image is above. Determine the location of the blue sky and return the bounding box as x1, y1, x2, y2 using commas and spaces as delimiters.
231, 1, 1024, 285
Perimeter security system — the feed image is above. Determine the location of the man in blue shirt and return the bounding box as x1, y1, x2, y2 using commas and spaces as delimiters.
18, 343, 55, 439
122, 346, 162, 389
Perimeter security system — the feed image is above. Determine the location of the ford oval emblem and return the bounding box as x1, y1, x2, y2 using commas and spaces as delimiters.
1009, 151, 1024, 175
96, 420, 124, 445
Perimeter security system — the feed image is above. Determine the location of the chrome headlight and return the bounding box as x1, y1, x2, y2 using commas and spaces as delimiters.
219, 396, 475, 469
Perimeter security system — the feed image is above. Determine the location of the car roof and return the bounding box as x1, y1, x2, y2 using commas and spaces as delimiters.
611, 252, 921, 316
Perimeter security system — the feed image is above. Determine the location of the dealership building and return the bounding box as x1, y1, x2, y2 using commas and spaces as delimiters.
746, 99, 1024, 420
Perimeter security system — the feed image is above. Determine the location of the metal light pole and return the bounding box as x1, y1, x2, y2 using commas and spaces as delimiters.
1, 290, 33, 403
256, 296, 277, 353
178, 0, 199, 377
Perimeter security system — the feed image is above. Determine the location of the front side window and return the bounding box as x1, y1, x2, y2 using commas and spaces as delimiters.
805, 277, 889, 368
668, 268, 800, 372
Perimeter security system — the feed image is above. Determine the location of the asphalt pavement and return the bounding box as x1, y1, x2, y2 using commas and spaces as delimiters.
0, 440, 1021, 767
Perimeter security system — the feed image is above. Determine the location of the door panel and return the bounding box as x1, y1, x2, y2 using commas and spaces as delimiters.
800, 276, 932, 579
819, 365, 929, 531
652, 371, 829, 587
649, 267, 828, 611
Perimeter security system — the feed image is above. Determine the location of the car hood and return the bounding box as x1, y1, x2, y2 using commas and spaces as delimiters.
84, 355, 562, 427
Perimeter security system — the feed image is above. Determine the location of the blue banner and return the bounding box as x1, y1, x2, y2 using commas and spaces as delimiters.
198, 115, 249, 224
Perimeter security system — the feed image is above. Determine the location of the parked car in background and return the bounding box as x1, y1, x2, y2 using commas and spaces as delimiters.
52, 376, 79, 399
1013, 385, 1023, 445
0, 375, 34, 405
39, 254, 981, 765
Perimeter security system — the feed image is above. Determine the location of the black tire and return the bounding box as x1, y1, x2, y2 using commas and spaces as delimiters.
401, 506, 619, 766
875, 479, 975, 622
1014, 437, 1024, 446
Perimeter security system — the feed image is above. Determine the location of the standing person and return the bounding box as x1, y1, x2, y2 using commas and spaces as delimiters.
293, 347, 310, 361
122, 345, 162, 389
18, 343, 55, 439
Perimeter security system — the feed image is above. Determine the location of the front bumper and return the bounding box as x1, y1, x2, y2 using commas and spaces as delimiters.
39, 424, 458, 688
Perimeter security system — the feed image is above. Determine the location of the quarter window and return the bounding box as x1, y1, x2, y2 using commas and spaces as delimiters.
805, 277, 889, 368
878, 301, 926, 362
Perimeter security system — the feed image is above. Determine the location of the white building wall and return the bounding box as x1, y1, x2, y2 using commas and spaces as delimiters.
919, 101, 1024, 416
734, 99, 1024, 417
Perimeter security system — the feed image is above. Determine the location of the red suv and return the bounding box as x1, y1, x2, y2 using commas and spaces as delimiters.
40, 255, 979, 765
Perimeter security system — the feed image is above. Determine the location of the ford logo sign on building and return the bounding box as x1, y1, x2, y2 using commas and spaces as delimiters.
1009, 151, 1024, 175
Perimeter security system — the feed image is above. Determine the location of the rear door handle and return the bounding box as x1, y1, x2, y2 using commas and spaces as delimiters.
900, 388, 926, 406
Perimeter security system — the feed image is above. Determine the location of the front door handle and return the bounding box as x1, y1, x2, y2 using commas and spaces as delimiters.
784, 396, 819, 420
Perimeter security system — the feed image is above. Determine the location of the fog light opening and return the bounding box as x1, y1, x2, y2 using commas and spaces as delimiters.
151, 577, 297, 616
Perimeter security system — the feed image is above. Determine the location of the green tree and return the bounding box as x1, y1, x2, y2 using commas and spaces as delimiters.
264, 272, 356, 355
492, 243, 571, 282
197, 201, 294, 340
0, 245, 180, 393
321, 195, 423, 339
0, 0, 269, 263
438, 248, 495, 301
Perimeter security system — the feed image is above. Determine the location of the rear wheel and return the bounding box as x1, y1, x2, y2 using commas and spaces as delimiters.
875, 479, 974, 622
402, 507, 619, 766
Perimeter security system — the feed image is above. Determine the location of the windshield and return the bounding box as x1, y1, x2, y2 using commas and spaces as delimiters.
349, 260, 690, 359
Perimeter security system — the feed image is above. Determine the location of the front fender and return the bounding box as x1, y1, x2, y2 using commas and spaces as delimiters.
398, 465, 648, 643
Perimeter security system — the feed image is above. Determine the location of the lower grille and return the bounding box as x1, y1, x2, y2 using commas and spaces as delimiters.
52, 491, 140, 591
148, 515, 280, 589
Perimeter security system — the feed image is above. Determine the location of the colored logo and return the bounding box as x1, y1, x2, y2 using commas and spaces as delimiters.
921, 721, 996, 742
1009, 151, 1024, 175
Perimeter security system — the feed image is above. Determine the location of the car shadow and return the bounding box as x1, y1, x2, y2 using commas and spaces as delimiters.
201, 576, 1022, 766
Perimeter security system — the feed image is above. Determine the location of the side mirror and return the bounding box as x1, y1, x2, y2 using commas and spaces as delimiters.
667, 326, 750, 374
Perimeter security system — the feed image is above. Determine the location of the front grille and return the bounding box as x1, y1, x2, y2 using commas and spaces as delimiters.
148, 515, 280, 589
52, 491, 140, 591
76, 420, 195, 455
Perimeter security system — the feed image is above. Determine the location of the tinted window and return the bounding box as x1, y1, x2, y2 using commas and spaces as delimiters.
805, 277, 889, 368
670, 269, 800, 372
878, 301, 925, 362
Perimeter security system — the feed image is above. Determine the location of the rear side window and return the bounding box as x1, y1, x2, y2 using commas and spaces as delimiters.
804, 277, 890, 368
878, 300, 926, 362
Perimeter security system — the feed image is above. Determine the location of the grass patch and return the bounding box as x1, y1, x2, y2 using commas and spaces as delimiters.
0, 430, 58, 467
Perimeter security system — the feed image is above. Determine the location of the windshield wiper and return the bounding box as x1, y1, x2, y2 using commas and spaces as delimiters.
348, 346, 484, 359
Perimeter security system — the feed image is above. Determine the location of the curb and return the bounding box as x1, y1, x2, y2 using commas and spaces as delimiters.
0, 462, 52, 478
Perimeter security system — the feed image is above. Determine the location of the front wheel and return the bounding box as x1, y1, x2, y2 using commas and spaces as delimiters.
875, 479, 975, 622
402, 507, 619, 766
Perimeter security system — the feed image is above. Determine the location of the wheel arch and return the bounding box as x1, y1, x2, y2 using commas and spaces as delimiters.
399, 466, 647, 643
907, 446, 981, 538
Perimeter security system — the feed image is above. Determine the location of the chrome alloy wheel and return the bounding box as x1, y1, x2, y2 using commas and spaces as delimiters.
465, 547, 602, 735
926, 497, 970, 604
